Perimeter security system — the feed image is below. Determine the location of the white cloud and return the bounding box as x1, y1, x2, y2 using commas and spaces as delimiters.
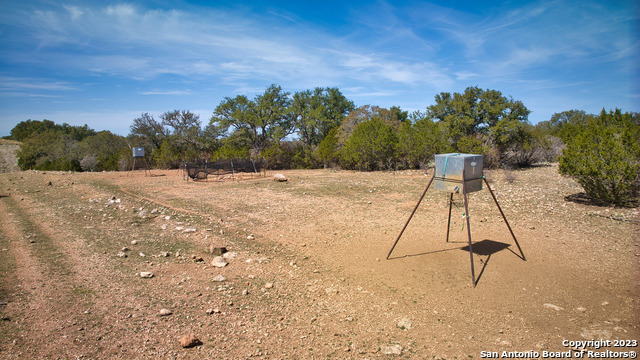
0, 76, 76, 92
63, 5, 84, 19
139, 90, 191, 96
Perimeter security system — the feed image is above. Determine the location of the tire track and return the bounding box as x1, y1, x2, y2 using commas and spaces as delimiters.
0, 196, 82, 358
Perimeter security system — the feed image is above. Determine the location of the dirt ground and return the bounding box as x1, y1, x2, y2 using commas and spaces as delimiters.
0, 164, 638, 359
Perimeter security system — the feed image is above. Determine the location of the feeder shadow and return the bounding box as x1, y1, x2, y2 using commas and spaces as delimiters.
459, 240, 511, 286
459, 239, 510, 256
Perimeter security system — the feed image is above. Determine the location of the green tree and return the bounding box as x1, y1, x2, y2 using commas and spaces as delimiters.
78, 131, 128, 171
337, 105, 405, 145
211, 84, 294, 153
155, 110, 205, 165
291, 87, 354, 146
10, 119, 59, 141
316, 127, 339, 168
396, 111, 449, 169
17, 130, 81, 171
559, 109, 640, 206
536, 110, 595, 140
340, 118, 398, 171
129, 113, 166, 152
426, 86, 531, 167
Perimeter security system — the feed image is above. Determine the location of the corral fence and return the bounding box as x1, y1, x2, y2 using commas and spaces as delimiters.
182, 158, 264, 181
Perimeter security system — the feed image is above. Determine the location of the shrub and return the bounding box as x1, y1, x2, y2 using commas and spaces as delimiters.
316, 128, 339, 168
339, 118, 397, 171
558, 109, 640, 206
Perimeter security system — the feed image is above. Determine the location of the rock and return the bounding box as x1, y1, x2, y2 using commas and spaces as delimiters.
159, 251, 170, 257
575, 306, 587, 312
264, 282, 274, 289
580, 328, 612, 339
247, 234, 255, 240
273, 174, 288, 182
179, 334, 202, 348
206, 308, 221, 315
543, 303, 564, 311
212, 274, 226, 282
325, 288, 338, 294
175, 226, 185, 231
139, 252, 146, 257
139, 272, 154, 278
183, 228, 197, 233
210, 246, 227, 256
193, 256, 204, 262
211, 256, 228, 268
130, 240, 138, 245
159, 309, 172, 316
160, 224, 167, 230
222, 251, 236, 259
116, 251, 128, 258
397, 317, 412, 330
381, 344, 402, 355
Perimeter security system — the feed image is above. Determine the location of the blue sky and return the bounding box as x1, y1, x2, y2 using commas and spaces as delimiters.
1, 0, 638, 137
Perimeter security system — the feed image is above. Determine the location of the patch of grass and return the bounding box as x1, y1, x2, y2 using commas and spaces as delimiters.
3, 197, 72, 277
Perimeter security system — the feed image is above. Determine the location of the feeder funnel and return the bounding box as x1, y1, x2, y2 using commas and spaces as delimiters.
433, 153, 483, 193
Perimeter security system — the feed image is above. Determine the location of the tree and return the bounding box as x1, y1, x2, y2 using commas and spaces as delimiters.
536, 110, 596, 141
396, 111, 449, 169
10, 119, 59, 141
129, 113, 166, 151
17, 130, 81, 171
156, 110, 204, 165
316, 127, 339, 168
210, 84, 294, 154
78, 131, 128, 171
559, 109, 640, 206
340, 118, 398, 171
291, 87, 354, 146
10, 119, 95, 142
161, 110, 202, 147
426, 86, 531, 167
337, 105, 405, 145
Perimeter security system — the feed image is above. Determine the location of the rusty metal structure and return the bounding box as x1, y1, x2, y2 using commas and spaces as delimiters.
387, 153, 525, 286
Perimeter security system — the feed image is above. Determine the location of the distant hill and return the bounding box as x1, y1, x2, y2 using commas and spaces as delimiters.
0, 139, 20, 172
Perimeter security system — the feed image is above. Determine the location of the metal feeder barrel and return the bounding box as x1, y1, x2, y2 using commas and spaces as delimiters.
433, 153, 483, 193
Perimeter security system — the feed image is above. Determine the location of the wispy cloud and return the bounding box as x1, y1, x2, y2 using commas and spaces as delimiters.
138, 90, 191, 96
0, 76, 77, 92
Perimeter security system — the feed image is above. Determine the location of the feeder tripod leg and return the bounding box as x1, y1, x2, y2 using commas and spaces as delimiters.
462, 171, 476, 286
446, 192, 454, 242
386, 174, 435, 260
483, 177, 526, 261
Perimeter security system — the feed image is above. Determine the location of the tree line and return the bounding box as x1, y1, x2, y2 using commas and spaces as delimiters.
6, 84, 639, 205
